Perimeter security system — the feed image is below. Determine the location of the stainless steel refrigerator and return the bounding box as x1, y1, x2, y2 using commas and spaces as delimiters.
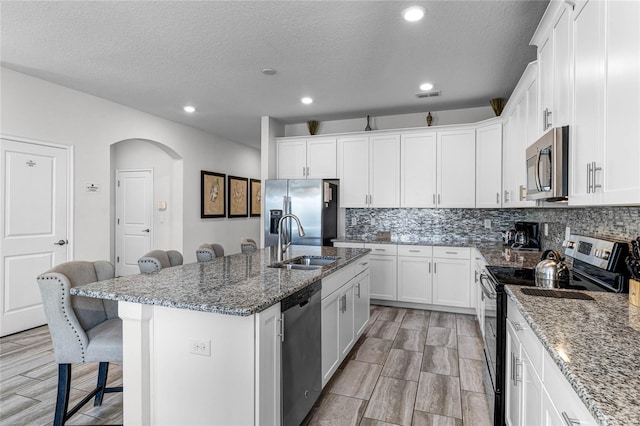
264, 179, 338, 248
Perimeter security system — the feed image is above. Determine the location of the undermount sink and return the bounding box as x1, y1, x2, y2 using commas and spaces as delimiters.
269, 256, 340, 270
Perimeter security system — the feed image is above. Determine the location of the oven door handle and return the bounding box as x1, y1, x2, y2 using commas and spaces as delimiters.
479, 273, 497, 300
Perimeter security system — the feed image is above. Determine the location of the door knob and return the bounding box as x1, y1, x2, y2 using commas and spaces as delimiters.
142, 229, 150, 233
54, 240, 68, 246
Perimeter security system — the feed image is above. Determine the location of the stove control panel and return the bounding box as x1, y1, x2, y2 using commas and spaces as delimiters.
565, 235, 616, 270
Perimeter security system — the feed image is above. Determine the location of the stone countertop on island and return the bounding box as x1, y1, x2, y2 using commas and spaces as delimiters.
71, 246, 370, 316
505, 285, 640, 426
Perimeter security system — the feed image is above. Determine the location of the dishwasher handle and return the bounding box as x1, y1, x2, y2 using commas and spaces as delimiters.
479, 273, 497, 300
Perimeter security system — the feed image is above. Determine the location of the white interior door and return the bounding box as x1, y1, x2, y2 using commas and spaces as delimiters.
116, 169, 153, 276
1, 138, 70, 336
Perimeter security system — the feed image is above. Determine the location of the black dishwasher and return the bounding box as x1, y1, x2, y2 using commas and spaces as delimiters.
281, 280, 322, 426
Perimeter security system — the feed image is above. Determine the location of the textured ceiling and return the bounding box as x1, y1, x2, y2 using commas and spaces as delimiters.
1, 1, 548, 149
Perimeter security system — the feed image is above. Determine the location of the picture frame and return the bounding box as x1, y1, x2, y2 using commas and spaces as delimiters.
250, 179, 261, 217
227, 175, 248, 218
201, 171, 226, 218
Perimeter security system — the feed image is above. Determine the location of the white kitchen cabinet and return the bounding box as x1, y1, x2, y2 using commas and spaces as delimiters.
338, 134, 400, 208
432, 247, 472, 308
277, 137, 336, 179
333, 241, 365, 249
321, 259, 370, 387
437, 129, 476, 208
321, 288, 341, 386
570, 0, 640, 206
397, 246, 433, 304
475, 122, 503, 208
366, 243, 398, 301
400, 132, 437, 207
502, 63, 537, 208
255, 303, 282, 425
353, 269, 370, 337
534, 1, 572, 133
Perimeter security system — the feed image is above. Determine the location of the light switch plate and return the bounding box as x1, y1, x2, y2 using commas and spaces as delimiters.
484, 219, 491, 229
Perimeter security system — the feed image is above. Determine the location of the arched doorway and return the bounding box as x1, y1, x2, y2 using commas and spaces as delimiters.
110, 139, 183, 276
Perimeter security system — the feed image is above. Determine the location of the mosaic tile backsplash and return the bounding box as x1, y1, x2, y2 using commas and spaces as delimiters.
344, 206, 640, 251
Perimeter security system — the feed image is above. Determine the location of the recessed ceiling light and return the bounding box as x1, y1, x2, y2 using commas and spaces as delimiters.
301, 97, 313, 105
419, 83, 434, 91
183, 105, 196, 113
402, 6, 425, 22
261, 68, 277, 75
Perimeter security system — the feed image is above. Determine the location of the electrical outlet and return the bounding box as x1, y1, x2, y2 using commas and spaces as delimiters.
484, 219, 491, 229
544, 223, 549, 236
189, 338, 211, 356
351, 217, 357, 226
371, 217, 376, 226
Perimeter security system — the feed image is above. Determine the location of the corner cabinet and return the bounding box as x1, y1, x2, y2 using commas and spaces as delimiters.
276, 137, 337, 179
475, 122, 503, 208
569, 0, 640, 206
338, 134, 400, 208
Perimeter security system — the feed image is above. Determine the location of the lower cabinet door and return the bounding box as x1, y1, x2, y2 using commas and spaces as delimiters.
397, 256, 432, 303
339, 282, 355, 359
369, 254, 397, 300
321, 291, 341, 387
505, 321, 521, 426
256, 303, 281, 425
432, 258, 471, 307
521, 348, 543, 426
542, 387, 564, 426
353, 271, 370, 337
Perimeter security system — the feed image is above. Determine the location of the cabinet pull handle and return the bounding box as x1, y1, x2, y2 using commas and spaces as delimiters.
356, 283, 361, 298
592, 162, 602, 191
302, 166, 306, 177
434, 263, 437, 274
513, 322, 524, 332
504, 190, 510, 203
306, 166, 310, 176
511, 352, 516, 386
561, 412, 581, 426
587, 163, 592, 193
445, 251, 457, 255
515, 357, 523, 384
433, 194, 436, 205
374, 248, 385, 252
429, 262, 431, 273
278, 314, 285, 343
438, 194, 441, 205
409, 249, 420, 253
360, 262, 368, 266
475, 270, 479, 283
496, 192, 500, 204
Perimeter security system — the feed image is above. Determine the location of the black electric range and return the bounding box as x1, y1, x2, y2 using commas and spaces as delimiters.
479, 235, 629, 426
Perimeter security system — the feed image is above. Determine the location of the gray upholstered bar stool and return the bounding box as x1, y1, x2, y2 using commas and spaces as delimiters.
137, 249, 183, 273
240, 238, 258, 254
37, 260, 123, 426
196, 243, 225, 262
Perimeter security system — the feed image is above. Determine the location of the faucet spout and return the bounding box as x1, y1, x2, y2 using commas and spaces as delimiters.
277, 214, 305, 262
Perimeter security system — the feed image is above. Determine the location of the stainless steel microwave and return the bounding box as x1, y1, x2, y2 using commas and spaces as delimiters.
525, 126, 569, 201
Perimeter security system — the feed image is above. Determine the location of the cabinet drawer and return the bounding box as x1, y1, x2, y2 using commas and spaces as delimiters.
433, 246, 471, 259
507, 298, 543, 377
322, 263, 356, 299
354, 255, 370, 275
398, 245, 432, 257
364, 243, 398, 255
543, 351, 597, 425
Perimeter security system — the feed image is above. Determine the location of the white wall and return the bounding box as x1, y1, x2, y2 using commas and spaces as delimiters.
1, 68, 261, 262
284, 106, 495, 137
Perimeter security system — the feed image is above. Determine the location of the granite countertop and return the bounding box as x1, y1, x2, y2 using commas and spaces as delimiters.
71, 246, 370, 316
505, 285, 640, 426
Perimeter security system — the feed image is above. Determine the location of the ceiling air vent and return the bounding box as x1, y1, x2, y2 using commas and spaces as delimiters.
415, 90, 441, 98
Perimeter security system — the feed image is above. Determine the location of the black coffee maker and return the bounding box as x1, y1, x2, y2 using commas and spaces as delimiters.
511, 221, 541, 251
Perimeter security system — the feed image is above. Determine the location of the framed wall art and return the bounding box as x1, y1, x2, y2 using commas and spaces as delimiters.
250, 179, 261, 217
227, 175, 248, 218
201, 171, 226, 218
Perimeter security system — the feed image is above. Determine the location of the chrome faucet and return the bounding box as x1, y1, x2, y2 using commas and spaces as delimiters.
277, 214, 305, 262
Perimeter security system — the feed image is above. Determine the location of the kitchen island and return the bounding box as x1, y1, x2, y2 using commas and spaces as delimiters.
71, 245, 370, 425
505, 285, 640, 426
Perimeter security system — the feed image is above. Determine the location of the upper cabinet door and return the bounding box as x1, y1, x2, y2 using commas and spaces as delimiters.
369, 134, 400, 208
401, 133, 437, 208
306, 138, 337, 179
601, 0, 640, 205
437, 129, 476, 208
553, 6, 571, 128
338, 136, 370, 207
476, 123, 502, 208
277, 139, 307, 179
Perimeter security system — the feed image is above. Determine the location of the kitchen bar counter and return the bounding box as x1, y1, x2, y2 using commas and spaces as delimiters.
71, 245, 370, 316
505, 285, 640, 426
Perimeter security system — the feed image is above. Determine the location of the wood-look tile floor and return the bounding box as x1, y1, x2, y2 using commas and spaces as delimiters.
307, 306, 491, 426
0, 306, 490, 426
0, 325, 123, 425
